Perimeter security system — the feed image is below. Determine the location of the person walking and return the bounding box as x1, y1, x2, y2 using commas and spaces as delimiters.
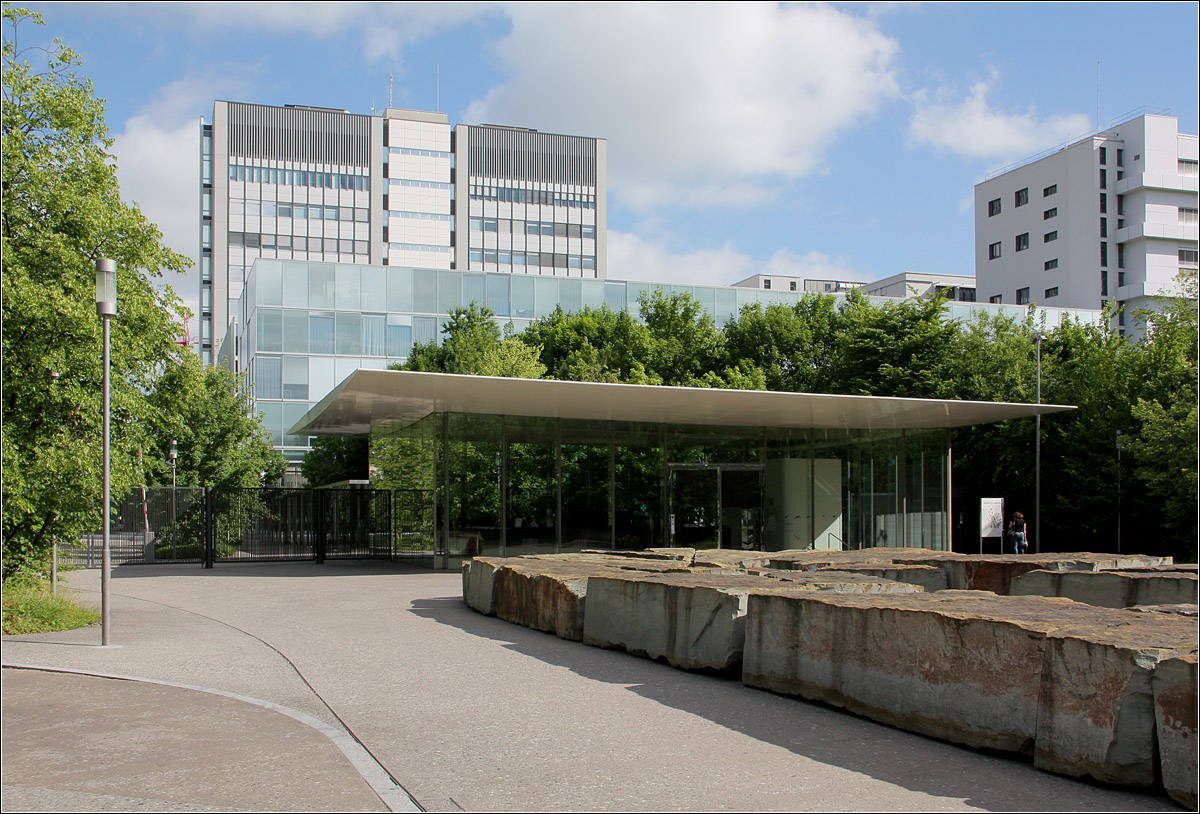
1008, 511, 1028, 554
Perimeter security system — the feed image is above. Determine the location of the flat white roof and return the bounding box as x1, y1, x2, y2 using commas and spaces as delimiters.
289, 369, 1074, 436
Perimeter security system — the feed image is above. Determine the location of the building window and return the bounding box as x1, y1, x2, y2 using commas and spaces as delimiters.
1099, 194, 1107, 214
959, 287, 976, 302
989, 294, 1003, 304
988, 242, 1002, 260
1016, 287, 1030, 305
1117, 149, 1124, 167
1118, 271, 1126, 287
1117, 195, 1125, 216
789, 281, 797, 291
1015, 188, 1029, 207
1100, 270, 1108, 297
1044, 259, 1058, 270
1044, 207, 1057, 220
1100, 242, 1108, 266
1043, 184, 1057, 197
763, 279, 771, 289
988, 198, 1002, 217
1015, 233, 1029, 252
1118, 243, 1125, 269
1180, 207, 1199, 225
1099, 146, 1107, 165
1118, 306, 1125, 327
1045, 287, 1059, 298
1179, 159, 1199, 177
1180, 249, 1200, 265
1044, 231, 1058, 243
1100, 169, 1107, 189
1100, 218, 1107, 238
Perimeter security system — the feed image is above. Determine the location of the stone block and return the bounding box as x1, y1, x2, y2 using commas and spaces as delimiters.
940, 554, 1170, 595
1012, 569, 1199, 608
582, 573, 764, 671
1153, 653, 1199, 809
462, 556, 508, 616
492, 560, 594, 641
743, 591, 1075, 753
1033, 616, 1197, 787
814, 563, 948, 592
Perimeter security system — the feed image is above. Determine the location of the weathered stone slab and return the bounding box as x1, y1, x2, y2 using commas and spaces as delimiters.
582, 571, 918, 671
743, 591, 1078, 753
493, 560, 593, 640
580, 547, 697, 563
1034, 615, 1197, 787
462, 556, 508, 616
1012, 568, 1199, 608
743, 588, 1196, 779
582, 573, 758, 670
943, 554, 1174, 596
814, 563, 948, 592
747, 569, 924, 594
764, 547, 966, 572
1129, 604, 1199, 617
1153, 653, 1199, 809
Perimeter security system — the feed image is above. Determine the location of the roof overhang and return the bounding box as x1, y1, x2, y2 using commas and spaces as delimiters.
289, 369, 1075, 437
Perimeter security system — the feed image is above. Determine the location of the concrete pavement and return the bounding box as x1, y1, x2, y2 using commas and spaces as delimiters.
1, 561, 1184, 811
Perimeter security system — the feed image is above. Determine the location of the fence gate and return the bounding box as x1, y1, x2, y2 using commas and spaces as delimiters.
67, 486, 400, 568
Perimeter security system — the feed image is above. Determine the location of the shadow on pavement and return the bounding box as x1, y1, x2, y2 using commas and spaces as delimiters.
407, 595, 1174, 813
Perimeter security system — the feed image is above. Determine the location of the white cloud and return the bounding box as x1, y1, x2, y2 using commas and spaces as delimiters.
606, 235, 861, 288
464, 3, 899, 211
111, 71, 258, 325
607, 232, 753, 286
762, 249, 862, 283
908, 76, 1092, 160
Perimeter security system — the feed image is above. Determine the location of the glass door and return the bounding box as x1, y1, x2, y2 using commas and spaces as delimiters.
669, 467, 719, 549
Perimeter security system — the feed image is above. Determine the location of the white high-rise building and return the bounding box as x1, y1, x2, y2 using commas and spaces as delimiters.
199, 101, 607, 365
975, 112, 1198, 334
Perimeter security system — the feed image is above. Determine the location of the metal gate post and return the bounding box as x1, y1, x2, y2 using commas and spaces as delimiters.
315, 490, 326, 564
203, 487, 214, 569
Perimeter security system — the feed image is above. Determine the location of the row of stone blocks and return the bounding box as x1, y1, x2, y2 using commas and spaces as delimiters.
462, 548, 1197, 807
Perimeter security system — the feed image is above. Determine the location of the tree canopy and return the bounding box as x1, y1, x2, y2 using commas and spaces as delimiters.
1, 7, 281, 578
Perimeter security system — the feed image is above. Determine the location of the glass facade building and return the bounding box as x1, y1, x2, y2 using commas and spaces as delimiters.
231, 258, 1104, 468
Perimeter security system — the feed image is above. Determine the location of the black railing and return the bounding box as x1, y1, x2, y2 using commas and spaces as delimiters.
66, 486, 404, 568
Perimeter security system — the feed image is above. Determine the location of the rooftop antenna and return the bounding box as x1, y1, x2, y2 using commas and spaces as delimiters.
388, 72, 393, 109
1096, 62, 1100, 131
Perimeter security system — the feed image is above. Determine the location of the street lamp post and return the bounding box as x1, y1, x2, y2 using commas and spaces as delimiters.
170, 440, 178, 560
1116, 430, 1122, 555
1031, 331, 1047, 555
96, 258, 116, 646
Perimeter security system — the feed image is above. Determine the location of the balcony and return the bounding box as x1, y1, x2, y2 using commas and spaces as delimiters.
1115, 222, 1199, 243
1114, 173, 1199, 195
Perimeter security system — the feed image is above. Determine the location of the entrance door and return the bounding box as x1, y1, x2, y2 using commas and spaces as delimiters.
669, 465, 763, 550
670, 468, 719, 549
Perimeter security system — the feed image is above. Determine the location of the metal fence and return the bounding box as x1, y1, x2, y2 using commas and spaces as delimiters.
65, 486, 404, 568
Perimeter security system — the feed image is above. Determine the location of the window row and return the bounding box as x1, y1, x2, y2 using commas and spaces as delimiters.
388, 243, 452, 253
389, 210, 454, 222
229, 232, 368, 254
469, 218, 596, 239
229, 163, 368, 190
468, 185, 596, 208
469, 250, 596, 270
389, 146, 452, 158
390, 178, 452, 190
256, 311, 426, 359
987, 185, 1056, 218
231, 200, 368, 222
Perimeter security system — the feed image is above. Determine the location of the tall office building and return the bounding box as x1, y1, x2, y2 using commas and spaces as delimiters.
199, 101, 607, 364
975, 112, 1198, 334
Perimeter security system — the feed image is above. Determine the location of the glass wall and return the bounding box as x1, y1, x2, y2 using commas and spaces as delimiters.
370, 411, 952, 569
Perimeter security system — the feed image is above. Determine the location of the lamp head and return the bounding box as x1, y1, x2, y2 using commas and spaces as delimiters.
96, 258, 117, 316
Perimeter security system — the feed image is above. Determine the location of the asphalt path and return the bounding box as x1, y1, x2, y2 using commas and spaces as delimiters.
1, 561, 1182, 812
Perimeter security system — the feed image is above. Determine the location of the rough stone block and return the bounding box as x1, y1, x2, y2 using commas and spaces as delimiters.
940, 554, 1171, 595
1012, 569, 1199, 608
1033, 616, 1197, 787
1153, 653, 1199, 809
492, 560, 593, 641
743, 591, 1077, 753
814, 563, 948, 592
582, 573, 762, 671
462, 556, 508, 616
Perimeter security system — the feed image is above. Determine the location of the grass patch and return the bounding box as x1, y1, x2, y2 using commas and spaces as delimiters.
2, 578, 100, 635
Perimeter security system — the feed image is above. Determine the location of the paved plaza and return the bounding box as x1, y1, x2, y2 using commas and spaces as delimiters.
1, 562, 1183, 812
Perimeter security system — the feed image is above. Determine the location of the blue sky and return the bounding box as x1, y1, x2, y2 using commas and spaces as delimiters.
15, 2, 1199, 320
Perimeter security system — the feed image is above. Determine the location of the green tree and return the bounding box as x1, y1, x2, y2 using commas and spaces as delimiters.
721, 295, 840, 393
405, 303, 546, 378
1, 7, 189, 578
142, 358, 286, 488
300, 436, 370, 487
